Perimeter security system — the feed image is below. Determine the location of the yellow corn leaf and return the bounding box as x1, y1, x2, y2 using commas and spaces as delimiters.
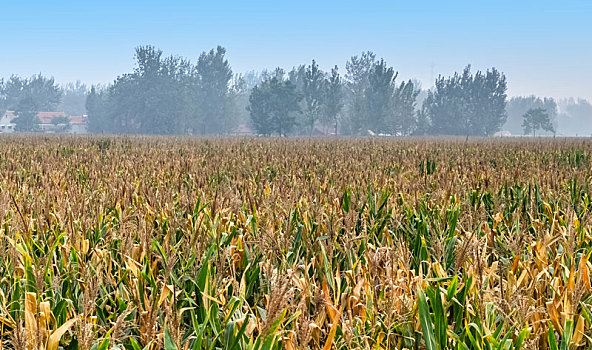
201, 292, 223, 305
322, 279, 338, 324
25, 292, 37, 349
578, 254, 591, 293
433, 262, 446, 278
283, 332, 296, 350
516, 269, 528, 288
510, 255, 520, 274
0, 313, 15, 329
566, 263, 575, 293
46, 317, 78, 350
40, 301, 52, 329
352, 278, 364, 302
546, 300, 562, 333
158, 284, 172, 308
571, 314, 585, 346
309, 322, 321, 344
322, 298, 343, 350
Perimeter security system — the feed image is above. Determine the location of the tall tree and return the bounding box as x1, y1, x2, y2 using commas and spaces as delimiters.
2, 74, 62, 112
228, 74, 251, 131
86, 86, 110, 133
522, 107, 554, 136
505, 96, 557, 135
0, 79, 5, 116
133, 46, 191, 134
424, 67, 470, 135
343, 51, 376, 134
322, 66, 343, 134
12, 95, 41, 132
392, 80, 420, 135
248, 75, 302, 136
247, 83, 273, 136
195, 46, 234, 134
470, 68, 508, 135
423, 65, 507, 136
58, 81, 88, 116
365, 58, 397, 134
300, 60, 326, 135
87, 46, 193, 134
287, 65, 306, 134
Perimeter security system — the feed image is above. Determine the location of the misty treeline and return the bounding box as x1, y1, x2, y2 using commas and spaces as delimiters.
85, 47, 508, 136
1, 45, 591, 136
0, 74, 86, 131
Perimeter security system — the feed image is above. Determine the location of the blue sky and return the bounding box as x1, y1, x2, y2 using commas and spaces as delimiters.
1, 1, 590, 100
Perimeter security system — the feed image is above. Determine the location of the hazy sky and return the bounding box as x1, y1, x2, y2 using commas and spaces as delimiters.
1, 1, 590, 100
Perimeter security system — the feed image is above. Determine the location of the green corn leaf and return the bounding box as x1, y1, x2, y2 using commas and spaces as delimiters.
514, 327, 530, 350
165, 326, 179, 350
418, 287, 438, 350
548, 324, 559, 350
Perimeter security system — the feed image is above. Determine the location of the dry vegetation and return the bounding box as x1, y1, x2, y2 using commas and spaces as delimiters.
1, 135, 592, 349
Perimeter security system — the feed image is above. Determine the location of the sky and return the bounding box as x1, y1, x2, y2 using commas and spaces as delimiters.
1, 1, 590, 101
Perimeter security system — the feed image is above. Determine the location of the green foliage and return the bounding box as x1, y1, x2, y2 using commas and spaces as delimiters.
12, 110, 41, 132
522, 107, 555, 136
0, 74, 62, 132
505, 96, 557, 135
0, 137, 592, 348
2, 74, 62, 112
323, 66, 343, 134
301, 60, 327, 135
247, 75, 302, 136
57, 81, 88, 116
343, 51, 375, 134
86, 45, 235, 135
343, 52, 419, 135
423, 65, 507, 136
194, 46, 235, 134
50, 116, 71, 133
365, 58, 397, 134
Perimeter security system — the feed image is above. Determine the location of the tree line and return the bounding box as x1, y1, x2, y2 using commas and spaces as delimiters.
2, 45, 587, 136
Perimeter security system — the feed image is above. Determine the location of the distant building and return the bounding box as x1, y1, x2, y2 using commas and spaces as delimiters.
233, 124, 253, 136
0, 110, 87, 134
38, 111, 68, 133
0, 111, 17, 133
69, 115, 88, 134
493, 130, 512, 137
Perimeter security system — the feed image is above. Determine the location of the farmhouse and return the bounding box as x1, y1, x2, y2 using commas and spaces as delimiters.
0, 110, 88, 133
68, 115, 88, 134
0, 111, 17, 133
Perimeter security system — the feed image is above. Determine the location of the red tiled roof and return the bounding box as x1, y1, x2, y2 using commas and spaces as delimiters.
37, 112, 67, 124
3, 111, 87, 125
69, 115, 86, 124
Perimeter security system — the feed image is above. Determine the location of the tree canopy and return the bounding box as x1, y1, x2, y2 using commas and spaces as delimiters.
422, 65, 507, 136
0, 45, 537, 137
86, 45, 235, 135
522, 107, 555, 136
247, 75, 302, 136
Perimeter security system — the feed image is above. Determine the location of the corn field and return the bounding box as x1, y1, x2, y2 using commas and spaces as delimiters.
1, 135, 592, 349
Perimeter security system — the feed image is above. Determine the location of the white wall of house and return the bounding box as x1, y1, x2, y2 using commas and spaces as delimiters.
70, 123, 87, 134
0, 111, 16, 133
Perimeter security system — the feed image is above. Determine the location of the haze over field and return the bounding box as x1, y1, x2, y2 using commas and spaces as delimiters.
0, 1, 591, 136
2, 1, 590, 100
4, 2, 592, 349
